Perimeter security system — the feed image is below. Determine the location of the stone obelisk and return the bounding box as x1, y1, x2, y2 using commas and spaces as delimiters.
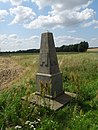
21, 32, 74, 110
22, 32, 74, 110
36, 32, 64, 99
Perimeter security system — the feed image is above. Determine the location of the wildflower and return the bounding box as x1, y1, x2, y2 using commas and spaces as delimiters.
15, 125, 22, 129
38, 112, 40, 115
49, 120, 53, 123
37, 118, 41, 122
25, 120, 30, 125
34, 121, 38, 124
76, 116, 79, 118
29, 122, 34, 125
30, 125, 34, 128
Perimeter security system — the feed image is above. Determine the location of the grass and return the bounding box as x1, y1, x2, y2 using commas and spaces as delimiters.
0, 52, 98, 130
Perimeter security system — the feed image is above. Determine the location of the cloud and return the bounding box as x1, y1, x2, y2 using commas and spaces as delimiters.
5, 0, 95, 29
23, 0, 95, 29
24, 8, 95, 29
0, 10, 9, 22
82, 20, 98, 28
0, 0, 97, 30
9, 6, 36, 25
0, 0, 9, 3
9, 34, 17, 39
31, 0, 93, 10
1, 0, 92, 8
55, 35, 84, 47
89, 38, 98, 47
0, 0, 29, 5
31, 0, 51, 9
24, 15, 58, 29
0, 34, 40, 51
68, 30, 76, 33
10, 0, 22, 5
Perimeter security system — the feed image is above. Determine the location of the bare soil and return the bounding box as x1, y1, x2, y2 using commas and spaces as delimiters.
0, 57, 23, 90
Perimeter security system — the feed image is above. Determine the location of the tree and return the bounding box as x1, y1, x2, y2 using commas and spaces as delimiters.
78, 41, 89, 52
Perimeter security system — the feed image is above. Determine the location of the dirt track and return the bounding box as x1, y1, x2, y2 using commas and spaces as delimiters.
0, 57, 23, 90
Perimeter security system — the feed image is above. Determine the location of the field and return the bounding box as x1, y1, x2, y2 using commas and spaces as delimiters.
0, 52, 98, 130
87, 48, 98, 52
0, 56, 24, 90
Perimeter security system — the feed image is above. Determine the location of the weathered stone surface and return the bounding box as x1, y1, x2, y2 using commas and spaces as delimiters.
22, 92, 76, 110
36, 73, 63, 98
38, 32, 60, 74
36, 32, 63, 98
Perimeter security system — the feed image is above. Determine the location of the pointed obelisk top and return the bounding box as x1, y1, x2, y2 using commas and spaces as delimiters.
38, 32, 60, 74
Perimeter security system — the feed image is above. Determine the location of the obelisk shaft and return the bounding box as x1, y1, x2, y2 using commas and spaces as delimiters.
38, 32, 60, 74
36, 32, 63, 98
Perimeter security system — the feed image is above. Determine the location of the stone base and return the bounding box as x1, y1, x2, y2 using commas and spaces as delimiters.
22, 92, 76, 111
36, 73, 63, 98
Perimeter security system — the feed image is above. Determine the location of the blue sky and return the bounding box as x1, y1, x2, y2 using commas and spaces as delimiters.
0, 0, 98, 51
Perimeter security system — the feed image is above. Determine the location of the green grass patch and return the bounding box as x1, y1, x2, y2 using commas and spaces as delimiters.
0, 52, 98, 130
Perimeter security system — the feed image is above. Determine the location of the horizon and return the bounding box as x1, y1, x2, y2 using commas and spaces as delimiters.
0, 0, 98, 51
1, 44, 98, 53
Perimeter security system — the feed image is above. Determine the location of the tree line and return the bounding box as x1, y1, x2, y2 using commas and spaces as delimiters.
0, 41, 89, 54
56, 41, 89, 52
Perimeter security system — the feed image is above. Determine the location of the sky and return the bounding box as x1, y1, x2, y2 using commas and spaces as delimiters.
0, 0, 98, 52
